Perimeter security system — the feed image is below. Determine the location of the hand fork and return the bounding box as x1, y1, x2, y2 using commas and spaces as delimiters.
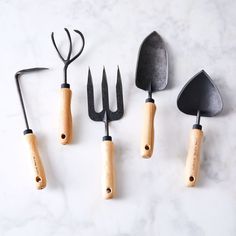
87, 67, 124, 199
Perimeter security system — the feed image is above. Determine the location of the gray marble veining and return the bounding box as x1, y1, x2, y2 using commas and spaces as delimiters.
0, 0, 236, 235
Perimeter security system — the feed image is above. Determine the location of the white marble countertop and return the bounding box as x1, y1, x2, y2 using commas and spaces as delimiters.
0, 0, 236, 235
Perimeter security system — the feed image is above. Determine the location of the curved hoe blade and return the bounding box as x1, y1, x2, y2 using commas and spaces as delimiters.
15, 67, 49, 78
136, 31, 168, 93
177, 70, 223, 117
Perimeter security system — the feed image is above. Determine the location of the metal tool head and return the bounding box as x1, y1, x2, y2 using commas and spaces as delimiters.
15, 67, 49, 78
51, 28, 85, 84
177, 70, 223, 117
15, 67, 49, 131
87, 67, 124, 123
136, 31, 168, 94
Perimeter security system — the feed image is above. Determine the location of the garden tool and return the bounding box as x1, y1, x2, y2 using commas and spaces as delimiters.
51, 28, 85, 144
15, 67, 48, 189
136, 31, 168, 158
177, 70, 223, 186
87, 67, 124, 199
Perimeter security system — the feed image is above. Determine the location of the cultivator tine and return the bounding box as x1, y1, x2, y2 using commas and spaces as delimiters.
64, 28, 73, 61
87, 68, 104, 121
51, 28, 85, 84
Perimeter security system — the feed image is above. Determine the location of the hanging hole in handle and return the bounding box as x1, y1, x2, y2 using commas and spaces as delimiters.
106, 188, 112, 194
189, 176, 195, 182
145, 145, 150, 150
61, 134, 66, 139
36, 176, 42, 183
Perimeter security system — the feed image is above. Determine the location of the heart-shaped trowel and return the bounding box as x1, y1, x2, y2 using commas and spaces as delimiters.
177, 70, 223, 187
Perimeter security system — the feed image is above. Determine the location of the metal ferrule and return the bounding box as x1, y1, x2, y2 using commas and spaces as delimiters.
103, 136, 112, 141
23, 129, 33, 135
61, 83, 70, 88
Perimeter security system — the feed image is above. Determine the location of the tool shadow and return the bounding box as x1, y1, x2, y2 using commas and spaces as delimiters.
113, 140, 127, 199
215, 78, 234, 117
37, 133, 60, 190
165, 41, 175, 90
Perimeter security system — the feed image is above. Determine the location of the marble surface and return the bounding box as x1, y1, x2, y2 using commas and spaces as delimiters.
0, 0, 236, 235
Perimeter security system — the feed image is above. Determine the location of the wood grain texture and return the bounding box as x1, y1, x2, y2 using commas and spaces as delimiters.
59, 88, 72, 144
141, 102, 156, 158
185, 128, 203, 187
101, 140, 115, 199
24, 133, 46, 189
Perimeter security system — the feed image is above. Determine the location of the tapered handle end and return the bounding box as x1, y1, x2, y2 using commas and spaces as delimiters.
141, 102, 156, 158
24, 133, 46, 189
60, 88, 72, 144
185, 128, 203, 187
102, 140, 115, 199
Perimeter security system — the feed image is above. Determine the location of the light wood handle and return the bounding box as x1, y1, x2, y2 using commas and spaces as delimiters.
60, 88, 72, 144
141, 102, 156, 158
24, 133, 46, 189
101, 140, 115, 199
185, 128, 203, 187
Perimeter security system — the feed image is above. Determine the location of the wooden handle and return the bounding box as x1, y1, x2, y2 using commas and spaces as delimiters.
185, 128, 203, 187
24, 133, 46, 189
101, 140, 115, 199
59, 88, 72, 144
141, 102, 156, 158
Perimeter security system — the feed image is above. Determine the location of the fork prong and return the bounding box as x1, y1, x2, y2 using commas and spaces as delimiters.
87, 68, 104, 121
88, 67, 93, 86
109, 66, 124, 121
116, 66, 124, 115
87, 68, 95, 119
102, 67, 110, 113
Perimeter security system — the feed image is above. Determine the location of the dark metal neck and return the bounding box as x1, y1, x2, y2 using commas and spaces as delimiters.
196, 110, 201, 125
193, 110, 202, 130
103, 117, 112, 141
148, 90, 152, 99
15, 76, 30, 130
64, 64, 68, 84
103, 112, 111, 138
105, 121, 109, 137
146, 91, 154, 103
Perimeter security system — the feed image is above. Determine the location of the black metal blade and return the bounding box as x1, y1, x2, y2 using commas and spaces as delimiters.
136, 31, 168, 93
15, 67, 49, 76
177, 70, 223, 117
15, 67, 49, 131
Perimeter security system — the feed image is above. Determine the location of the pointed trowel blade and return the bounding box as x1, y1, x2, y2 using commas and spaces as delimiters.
136, 31, 168, 93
